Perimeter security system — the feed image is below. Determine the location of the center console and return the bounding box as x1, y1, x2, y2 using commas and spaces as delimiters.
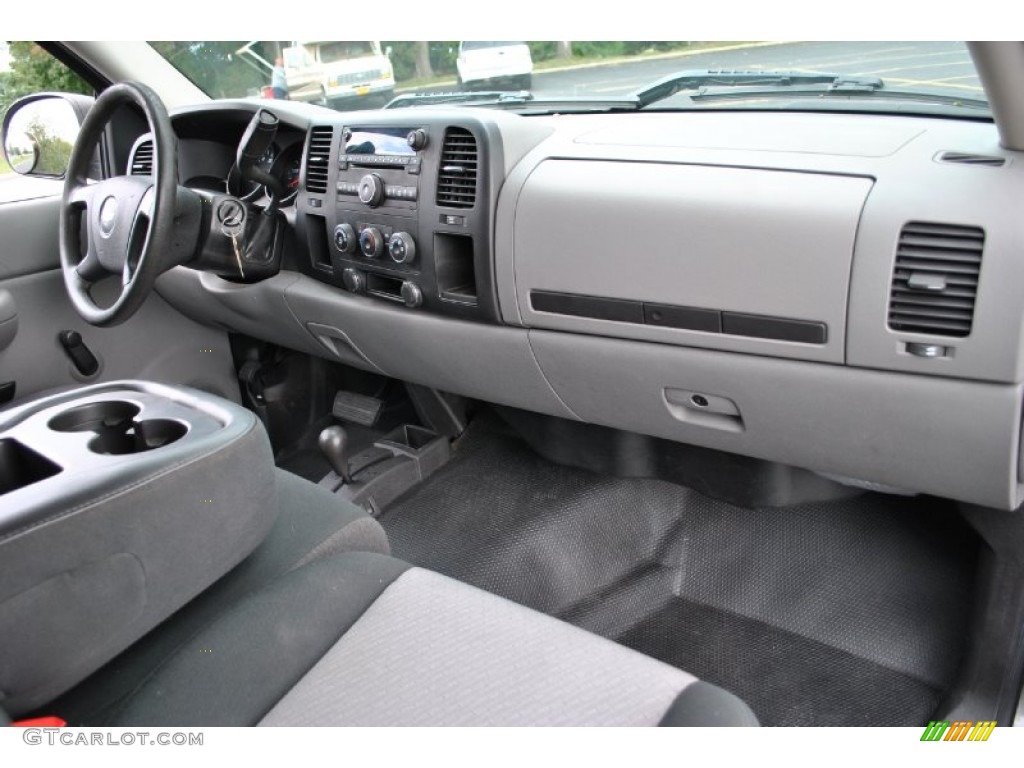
297, 115, 501, 322
0, 381, 277, 714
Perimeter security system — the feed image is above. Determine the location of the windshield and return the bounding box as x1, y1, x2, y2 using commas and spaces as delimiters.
150, 41, 987, 116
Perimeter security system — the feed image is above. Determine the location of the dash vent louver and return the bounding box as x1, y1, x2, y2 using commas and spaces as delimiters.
305, 126, 333, 194
938, 151, 1005, 168
129, 140, 153, 175
887, 222, 984, 337
436, 127, 478, 208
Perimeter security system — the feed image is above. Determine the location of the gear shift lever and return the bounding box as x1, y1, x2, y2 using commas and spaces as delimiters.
318, 425, 353, 484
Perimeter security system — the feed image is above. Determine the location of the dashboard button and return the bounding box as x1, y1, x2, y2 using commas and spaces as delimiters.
359, 227, 384, 258
333, 223, 357, 254
389, 232, 416, 264
342, 268, 366, 294
400, 280, 423, 308
357, 173, 385, 207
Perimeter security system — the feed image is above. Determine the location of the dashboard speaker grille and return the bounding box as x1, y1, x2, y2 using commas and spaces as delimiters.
938, 151, 1005, 167
129, 140, 153, 175
887, 222, 984, 337
305, 126, 333, 194
437, 127, 478, 208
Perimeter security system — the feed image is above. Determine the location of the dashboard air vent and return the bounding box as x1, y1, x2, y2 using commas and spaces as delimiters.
305, 126, 333, 194
938, 151, 1005, 168
437, 127, 478, 208
130, 140, 153, 175
887, 222, 984, 337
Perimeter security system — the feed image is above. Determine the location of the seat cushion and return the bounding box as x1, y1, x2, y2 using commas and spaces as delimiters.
46, 469, 389, 725
105, 551, 757, 727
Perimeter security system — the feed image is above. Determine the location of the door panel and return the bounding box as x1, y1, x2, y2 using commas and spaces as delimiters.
0, 196, 239, 404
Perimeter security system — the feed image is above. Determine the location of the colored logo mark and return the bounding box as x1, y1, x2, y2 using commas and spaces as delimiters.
920, 721, 996, 742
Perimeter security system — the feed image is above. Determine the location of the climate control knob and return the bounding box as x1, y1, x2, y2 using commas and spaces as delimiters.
333, 223, 356, 254
388, 232, 417, 264
357, 173, 385, 207
359, 227, 384, 259
342, 268, 366, 294
400, 280, 423, 308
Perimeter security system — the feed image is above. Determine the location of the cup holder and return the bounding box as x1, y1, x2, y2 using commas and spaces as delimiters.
49, 400, 188, 455
87, 419, 188, 456
48, 400, 140, 433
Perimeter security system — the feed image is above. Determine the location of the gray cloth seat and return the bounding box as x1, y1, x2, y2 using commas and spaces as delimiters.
47, 468, 390, 725
104, 550, 758, 727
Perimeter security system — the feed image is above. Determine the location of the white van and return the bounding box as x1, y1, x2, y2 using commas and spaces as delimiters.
456, 41, 533, 90
282, 41, 395, 107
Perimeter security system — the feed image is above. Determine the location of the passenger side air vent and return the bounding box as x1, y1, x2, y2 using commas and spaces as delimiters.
938, 151, 1005, 168
305, 126, 333, 194
130, 140, 153, 175
887, 222, 985, 337
436, 127, 478, 208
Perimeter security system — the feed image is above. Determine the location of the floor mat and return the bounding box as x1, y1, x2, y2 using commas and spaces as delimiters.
379, 415, 977, 726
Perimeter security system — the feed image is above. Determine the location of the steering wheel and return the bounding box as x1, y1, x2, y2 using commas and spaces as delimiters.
60, 82, 192, 327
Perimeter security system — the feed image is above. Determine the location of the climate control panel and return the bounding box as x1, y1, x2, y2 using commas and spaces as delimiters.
300, 117, 497, 322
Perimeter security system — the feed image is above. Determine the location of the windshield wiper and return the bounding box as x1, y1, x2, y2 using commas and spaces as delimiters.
384, 90, 639, 113
384, 91, 534, 109
634, 70, 883, 108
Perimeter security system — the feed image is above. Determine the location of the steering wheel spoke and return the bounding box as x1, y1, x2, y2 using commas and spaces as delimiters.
75, 246, 107, 283
66, 181, 95, 208
58, 82, 188, 327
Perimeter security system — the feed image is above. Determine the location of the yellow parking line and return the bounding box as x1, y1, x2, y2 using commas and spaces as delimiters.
885, 77, 984, 93
927, 74, 982, 83
861, 59, 973, 76
792, 48, 966, 71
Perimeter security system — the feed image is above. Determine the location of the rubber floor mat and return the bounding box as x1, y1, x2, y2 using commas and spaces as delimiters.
379, 415, 977, 725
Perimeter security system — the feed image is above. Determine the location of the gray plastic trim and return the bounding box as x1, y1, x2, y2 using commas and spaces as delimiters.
3, 270, 239, 404
530, 329, 1024, 510
508, 160, 869, 364
282, 275, 577, 420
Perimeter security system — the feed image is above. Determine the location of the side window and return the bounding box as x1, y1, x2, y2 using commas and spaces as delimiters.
0, 41, 91, 204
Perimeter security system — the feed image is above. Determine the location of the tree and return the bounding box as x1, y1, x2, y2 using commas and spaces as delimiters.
6, 42, 90, 100
413, 42, 433, 80
556, 42, 572, 59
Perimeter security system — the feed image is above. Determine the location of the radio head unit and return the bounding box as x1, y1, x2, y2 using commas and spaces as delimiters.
342, 126, 427, 168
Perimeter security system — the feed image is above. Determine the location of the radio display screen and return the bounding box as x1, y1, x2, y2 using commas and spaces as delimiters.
344, 128, 415, 156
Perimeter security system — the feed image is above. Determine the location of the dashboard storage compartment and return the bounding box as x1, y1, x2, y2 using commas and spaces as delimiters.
0, 381, 278, 716
509, 160, 872, 364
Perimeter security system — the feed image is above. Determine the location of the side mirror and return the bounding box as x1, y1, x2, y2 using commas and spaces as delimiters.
385, 46, 394, 58
2, 93, 93, 179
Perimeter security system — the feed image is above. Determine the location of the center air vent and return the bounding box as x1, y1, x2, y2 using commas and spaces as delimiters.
887, 222, 984, 338
130, 140, 153, 175
436, 127, 478, 208
305, 126, 333, 194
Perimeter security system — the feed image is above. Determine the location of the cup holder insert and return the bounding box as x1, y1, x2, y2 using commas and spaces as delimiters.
48, 400, 188, 455
88, 419, 188, 456
48, 400, 140, 433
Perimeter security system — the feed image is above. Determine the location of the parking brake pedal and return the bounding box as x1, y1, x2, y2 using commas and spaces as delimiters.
332, 391, 383, 427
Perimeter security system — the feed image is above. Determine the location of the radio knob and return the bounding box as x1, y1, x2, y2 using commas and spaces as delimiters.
357, 173, 385, 207
333, 223, 356, 254
359, 227, 384, 258
342, 268, 365, 294
407, 129, 428, 151
388, 232, 417, 264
